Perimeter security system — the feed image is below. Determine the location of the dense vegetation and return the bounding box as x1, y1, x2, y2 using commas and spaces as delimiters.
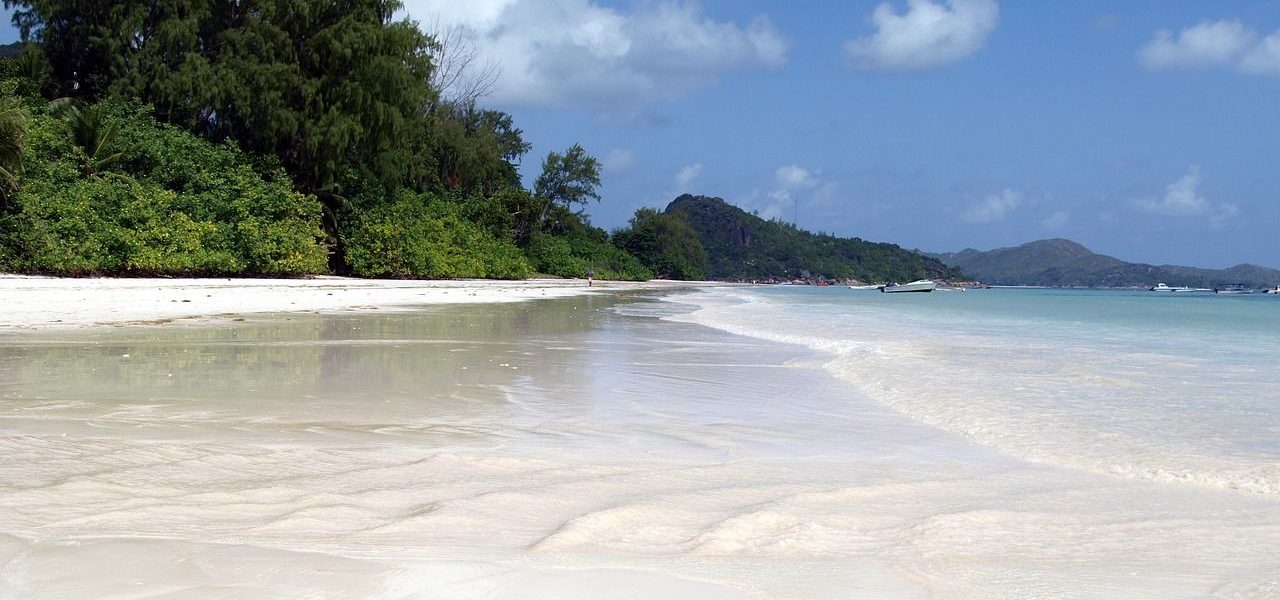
0, 91, 328, 274
662, 195, 959, 282
928, 238, 1280, 288
0, 0, 954, 283
612, 208, 707, 280
0, 0, 647, 279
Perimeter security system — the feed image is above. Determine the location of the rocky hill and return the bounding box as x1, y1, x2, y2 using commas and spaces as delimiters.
928, 238, 1280, 288
666, 194, 960, 282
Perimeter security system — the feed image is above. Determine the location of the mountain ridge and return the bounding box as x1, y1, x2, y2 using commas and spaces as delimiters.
665, 194, 961, 282
927, 238, 1280, 288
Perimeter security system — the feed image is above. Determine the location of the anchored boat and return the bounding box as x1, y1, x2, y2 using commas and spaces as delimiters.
880, 280, 937, 293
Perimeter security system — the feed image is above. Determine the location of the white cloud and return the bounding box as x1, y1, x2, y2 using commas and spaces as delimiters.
844, 0, 999, 70
1138, 166, 1210, 216
1239, 34, 1280, 75
774, 165, 818, 189
961, 188, 1022, 223
417, 0, 516, 29
761, 164, 840, 226
1139, 20, 1255, 70
1139, 19, 1280, 75
1211, 203, 1240, 224
1137, 166, 1240, 224
404, 0, 788, 106
1043, 210, 1069, 230
675, 163, 703, 192
760, 189, 790, 221
603, 148, 635, 174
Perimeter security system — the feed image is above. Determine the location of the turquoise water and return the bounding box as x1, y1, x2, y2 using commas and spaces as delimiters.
672, 286, 1280, 494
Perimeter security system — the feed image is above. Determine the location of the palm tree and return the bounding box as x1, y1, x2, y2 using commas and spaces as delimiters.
0, 102, 28, 212
49, 99, 122, 177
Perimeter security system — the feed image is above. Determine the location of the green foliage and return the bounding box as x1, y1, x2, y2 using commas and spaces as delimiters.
8, 0, 437, 197
0, 53, 54, 107
2, 99, 328, 275
0, 98, 27, 210
2, 3, 652, 282
612, 207, 708, 280
430, 103, 530, 195
533, 143, 600, 228
343, 190, 532, 279
452, 186, 543, 248
5, 0, 118, 98
48, 99, 122, 176
527, 206, 650, 281
17, 176, 234, 273
668, 194, 960, 282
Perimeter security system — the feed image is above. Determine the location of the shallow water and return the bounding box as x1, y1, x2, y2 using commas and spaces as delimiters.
1, 292, 1279, 599
671, 286, 1280, 494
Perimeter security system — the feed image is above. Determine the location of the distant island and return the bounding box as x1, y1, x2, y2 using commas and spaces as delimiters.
927, 238, 1280, 288
663, 195, 959, 284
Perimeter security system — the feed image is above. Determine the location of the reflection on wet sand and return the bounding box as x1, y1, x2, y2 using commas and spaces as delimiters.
3, 293, 1279, 599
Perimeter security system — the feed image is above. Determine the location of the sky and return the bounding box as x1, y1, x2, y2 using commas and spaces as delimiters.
4, 1, 1279, 268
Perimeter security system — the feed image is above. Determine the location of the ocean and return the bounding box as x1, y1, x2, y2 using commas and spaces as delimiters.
1, 288, 1278, 598
668, 285, 1280, 495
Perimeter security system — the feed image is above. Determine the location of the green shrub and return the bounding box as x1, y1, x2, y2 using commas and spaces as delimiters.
612, 207, 708, 280
3, 100, 328, 275
526, 233, 590, 277
527, 209, 652, 281
343, 191, 532, 279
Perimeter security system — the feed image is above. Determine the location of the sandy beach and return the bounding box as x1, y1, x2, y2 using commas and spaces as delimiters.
0, 275, 697, 330
2, 278, 1278, 599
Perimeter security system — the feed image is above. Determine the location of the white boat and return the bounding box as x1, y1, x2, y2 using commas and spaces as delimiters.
880, 279, 937, 293
1266, 286, 1280, 295
848, 284, 881, 290
1150, 283, 1211, 292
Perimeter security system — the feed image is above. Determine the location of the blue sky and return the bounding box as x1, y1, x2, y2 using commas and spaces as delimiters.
5, 1, 1279, 268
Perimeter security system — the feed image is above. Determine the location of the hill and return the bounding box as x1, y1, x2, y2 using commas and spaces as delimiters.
0, 43, 20, 59
928, 238, 1280, 288
665, 195, 960, 282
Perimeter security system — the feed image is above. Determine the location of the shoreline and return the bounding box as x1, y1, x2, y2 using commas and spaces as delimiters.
0, 274, 705, 331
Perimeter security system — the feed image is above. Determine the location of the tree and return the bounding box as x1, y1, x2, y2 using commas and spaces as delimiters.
424, 19, 499, 108
533, 143, 600, 229
612, 207, 707, 280
430, 103, 530, 195
4, 0, 124, 99
5, 0, 437, 196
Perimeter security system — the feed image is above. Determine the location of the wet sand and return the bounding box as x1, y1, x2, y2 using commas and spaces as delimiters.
1, 285, 1279, 598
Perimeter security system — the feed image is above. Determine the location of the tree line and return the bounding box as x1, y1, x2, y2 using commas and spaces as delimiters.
0, 0, 710, 280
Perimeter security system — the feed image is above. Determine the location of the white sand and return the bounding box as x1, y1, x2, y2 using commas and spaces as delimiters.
5, 277, 1276, 598
0, 275, 695, 330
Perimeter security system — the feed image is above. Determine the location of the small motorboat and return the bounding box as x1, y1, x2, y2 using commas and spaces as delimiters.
1266, 286, 1280, 295
1151, 283, 1211, 292
1213, 284, 1254, 294
880, 279, 937, 293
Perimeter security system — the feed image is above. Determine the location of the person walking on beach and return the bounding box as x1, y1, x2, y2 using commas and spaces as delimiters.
587, 268, 594, 287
